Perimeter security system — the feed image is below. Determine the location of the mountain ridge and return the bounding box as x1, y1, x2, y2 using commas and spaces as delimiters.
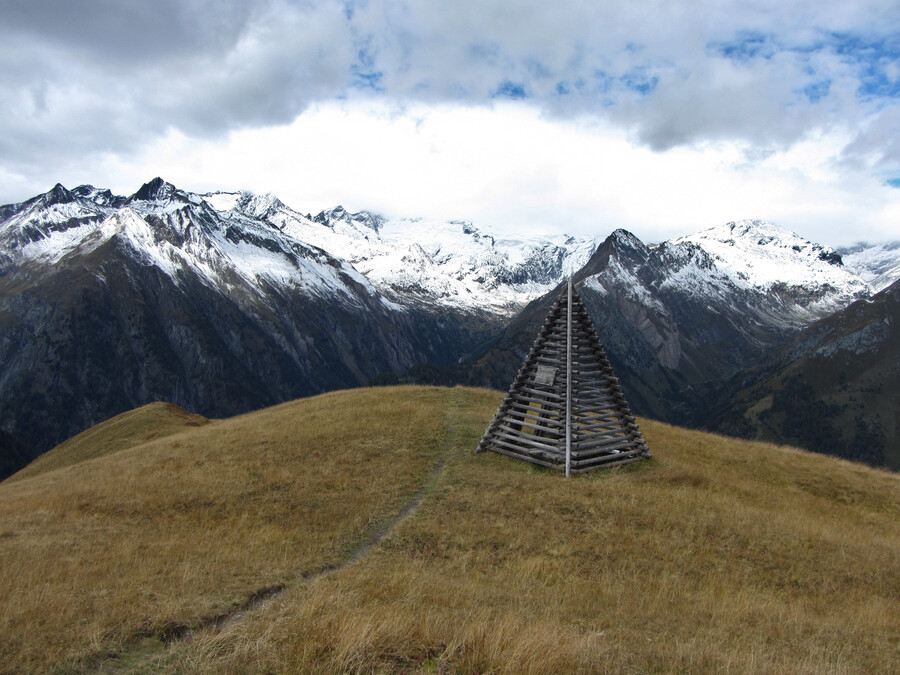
2, 178, 899, 475
464, 220, 885, 418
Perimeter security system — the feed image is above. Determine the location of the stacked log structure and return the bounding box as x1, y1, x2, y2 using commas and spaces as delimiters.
477, 280, 651, 475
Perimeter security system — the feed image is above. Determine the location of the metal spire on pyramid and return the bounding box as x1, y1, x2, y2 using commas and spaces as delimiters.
477, 279, 651, 475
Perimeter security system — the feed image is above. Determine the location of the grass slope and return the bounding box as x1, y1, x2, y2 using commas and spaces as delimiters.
0, 387, 448, 673
1, 386, 898, 674
4, 402, 210, 483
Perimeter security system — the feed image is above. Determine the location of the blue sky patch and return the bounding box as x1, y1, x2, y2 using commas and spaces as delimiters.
887, 177, 900, 188
492, 80, 527, 99
620, 68, 658, 96
711, 31, 777, 63
802, 80, 831, 103
829, 33, 900, 99
351, 39, 384, 92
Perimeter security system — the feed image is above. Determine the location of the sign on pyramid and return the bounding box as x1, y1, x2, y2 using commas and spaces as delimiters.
477, 280, 651, 475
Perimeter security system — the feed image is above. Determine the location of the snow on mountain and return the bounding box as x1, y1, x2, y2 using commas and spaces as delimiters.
345, 218, 598, 312
206, 194, 599, 315
578, 221, 872, 344
1, 180, 385, 310
0, 184, 113, 249
835, 241, 900, 293
1, 181, 598, 318
2, 183, 888, 326
672, 220, 871, 315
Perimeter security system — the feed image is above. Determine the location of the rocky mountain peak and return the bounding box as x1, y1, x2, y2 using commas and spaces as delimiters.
42, 183, 75, 207
314, 205, 384, 233
129, 177, 180, 203
673, 219, 866, 304
608, 228, 647, 251
583, 228, 648, 271
240, 192, 285, 219
71, 185, 123, 207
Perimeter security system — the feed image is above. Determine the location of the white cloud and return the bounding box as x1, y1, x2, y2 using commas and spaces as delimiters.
76, 101, 898, 246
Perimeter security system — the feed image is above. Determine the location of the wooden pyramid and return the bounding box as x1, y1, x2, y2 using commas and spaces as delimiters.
477, 280, 651, 475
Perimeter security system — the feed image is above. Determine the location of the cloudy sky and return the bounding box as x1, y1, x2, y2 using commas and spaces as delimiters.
1, 0, 899, 245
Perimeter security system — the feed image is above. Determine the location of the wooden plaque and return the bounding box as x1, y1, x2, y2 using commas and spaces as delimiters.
534, 365, 557, 386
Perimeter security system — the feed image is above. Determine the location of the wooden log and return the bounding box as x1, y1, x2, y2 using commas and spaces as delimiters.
571, 444, 638, 461
490, 435, 564, 460
506, 404, 565, 421
574, 426, 629, 441
505, 409, 563, 427
507, 391, 564, 408
507, 397, 566, 413
573, 426, 628, 440
572, 434, 635, 452
572, 418, 628, 433
573, 446, 641, 464
499, 414, 561, 435
492, 428, 561, 452
571, 396, 619, 409
570, 454, 646, 473
518, 386, 564, 400
487, 443, 562, 469
504, 404, 564, 423
571, 397, 618, 410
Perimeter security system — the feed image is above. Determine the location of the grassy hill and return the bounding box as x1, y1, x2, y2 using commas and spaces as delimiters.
5, 402, 210, 483
0, 386, 897, 674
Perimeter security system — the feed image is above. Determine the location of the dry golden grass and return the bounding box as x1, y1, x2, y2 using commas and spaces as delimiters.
5, 402, 210, 483
161, 387, 900, 675
2, 386, 898, 673
0, 387, 450, 674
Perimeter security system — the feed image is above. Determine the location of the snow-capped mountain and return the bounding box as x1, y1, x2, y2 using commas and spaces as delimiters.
1, 179, 597, 318
1, 179, 380, 307
836, 241, 900, 293
201, 192, 598, 315
673, 220, 870, 319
